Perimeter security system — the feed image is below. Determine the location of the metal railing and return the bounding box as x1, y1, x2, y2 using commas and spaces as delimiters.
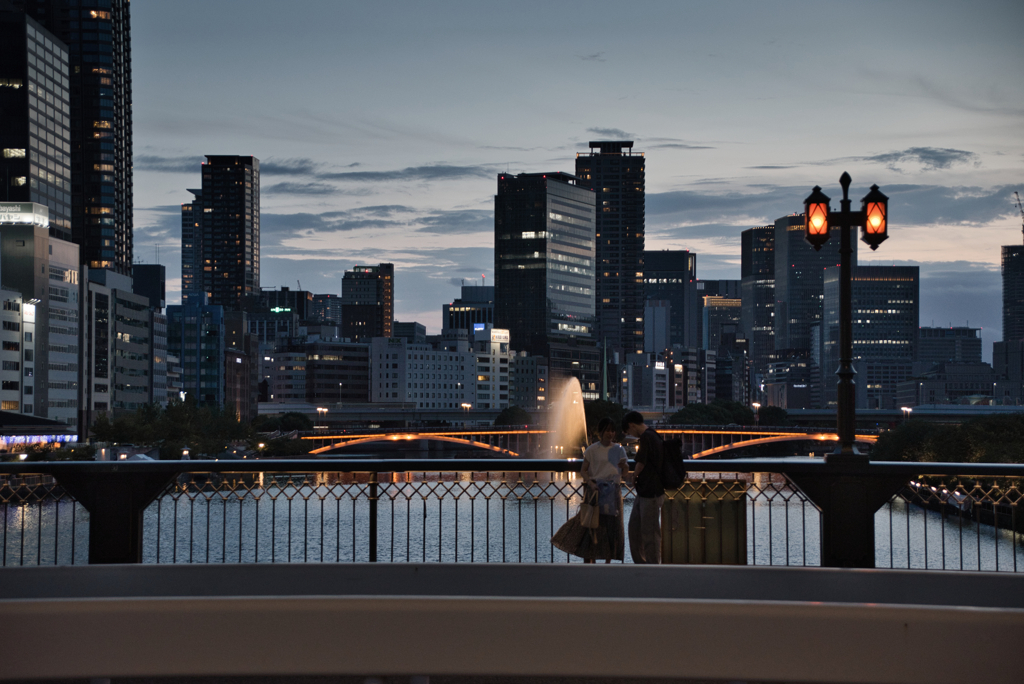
1, 459, 1021, 571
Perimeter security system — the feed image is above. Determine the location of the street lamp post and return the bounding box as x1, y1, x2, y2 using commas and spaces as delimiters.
792, 172, 899, 570
901, 406, 912, 423
316, 407, 328, 429
804, 172, 889, 464
751, 402, 760, 428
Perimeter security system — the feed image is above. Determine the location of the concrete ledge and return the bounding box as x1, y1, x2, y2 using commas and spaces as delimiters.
2, 564, 1023, 683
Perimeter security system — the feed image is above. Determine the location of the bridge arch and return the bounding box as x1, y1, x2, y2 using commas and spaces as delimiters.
692, 433, 877, 459
311, 434, 520, 458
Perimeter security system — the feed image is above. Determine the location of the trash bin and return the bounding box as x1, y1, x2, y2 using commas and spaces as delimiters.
661, 478, 748, 564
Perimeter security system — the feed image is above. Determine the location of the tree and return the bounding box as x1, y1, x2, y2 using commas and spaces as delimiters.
872, 414, 1024, 464
494, 405, 531, 426
757, 406, 790, 426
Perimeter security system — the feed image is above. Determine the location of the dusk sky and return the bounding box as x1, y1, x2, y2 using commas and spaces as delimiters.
131, 1, 1024, 361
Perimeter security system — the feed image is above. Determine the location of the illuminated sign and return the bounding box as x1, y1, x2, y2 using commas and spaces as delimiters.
270, 307, 292, 313
1, 434, 77, 448
0, 202, 48, 227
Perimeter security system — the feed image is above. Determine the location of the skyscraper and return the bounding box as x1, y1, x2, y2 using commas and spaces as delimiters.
643, 250, 698, 348
774, 214, 850, 353
740, 225, 774, 375
0, 10, 72, 242
1002, 242, 1024, 342
13, 0, 133, 274
341, 263, 394, 342
575, 141, 645, 357
181, 155, 260, 310
494, 172, 599, 396
822, 265, 918, 409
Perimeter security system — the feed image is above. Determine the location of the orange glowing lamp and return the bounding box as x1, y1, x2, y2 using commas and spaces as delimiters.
803, 186, 831, 251
860, 184, 889, 250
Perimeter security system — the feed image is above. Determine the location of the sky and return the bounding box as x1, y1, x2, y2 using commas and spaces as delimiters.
130, 0, 1024, 362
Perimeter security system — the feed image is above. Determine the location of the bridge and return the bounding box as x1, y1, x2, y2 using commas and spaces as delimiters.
303, 426, 879, 458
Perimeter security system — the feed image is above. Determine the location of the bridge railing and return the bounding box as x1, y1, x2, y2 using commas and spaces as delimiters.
1, 459, 1021, 571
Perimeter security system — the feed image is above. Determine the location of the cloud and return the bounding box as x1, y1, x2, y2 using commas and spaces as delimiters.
647, 143, 715, 150
585, 127, 633, 139
578, 52, 606, 62
854, 147, 979, 172
263, 182, 338, 195
747, 165, 795, 169
319, 164, 494, 182
417, 209, 492, 234
134, 155, 203, 173
259, 158, 321, 176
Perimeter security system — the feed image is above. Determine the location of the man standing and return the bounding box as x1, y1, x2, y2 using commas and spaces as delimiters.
622, 411, 665, 564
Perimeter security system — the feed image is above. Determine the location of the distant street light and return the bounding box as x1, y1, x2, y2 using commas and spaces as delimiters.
751, 402, 761, 427
901, 406, 912, 423
804, 172, 890, 462
316, 407, 328, 429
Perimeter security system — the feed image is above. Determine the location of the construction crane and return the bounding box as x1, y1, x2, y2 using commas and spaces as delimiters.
1015, 191, 1024, 242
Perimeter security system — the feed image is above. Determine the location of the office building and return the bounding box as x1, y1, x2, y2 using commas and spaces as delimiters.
131, 263, 165, 312
509, 353, 547, 410
1002, 241, 1024, 342
166, 299, 226, 407
224, 310, 259, 421
643, 300, 671, 354
494, 172, 599, 397
13, 0, 133, 274
268, 339, 371, 404
896, 362, 1018, 407
341, 263, 393, 342
575, 141, 645, 357
740, 225, 775, 375
370, 336, 477, 408
0, 202, 80, 427
703, 296, 742, 351
394, 321, 426, 345
822, 266, 918, 409
181, 155, 260, 309
644, 250, 698, 348
443, 285, 494, 334
312, 293, 342, 325
0, 287, 36, 415
919, 327, 982, 367
246, 286, 312, 321
0, 10, 72, 242
82, 268, 155, 424
774, 214, 849, 353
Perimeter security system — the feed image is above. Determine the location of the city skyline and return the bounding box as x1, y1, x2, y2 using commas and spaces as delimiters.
129, 1, 1024, 361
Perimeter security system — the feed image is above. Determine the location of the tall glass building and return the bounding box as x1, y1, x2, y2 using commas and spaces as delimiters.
575, 141, 645, 357
643, 250, 698, 348
181, 156, 260, 310
13, 0, 133, 275
1002, 243, 1024, 342
494, 172, 599, 395
0, 10, 72, 242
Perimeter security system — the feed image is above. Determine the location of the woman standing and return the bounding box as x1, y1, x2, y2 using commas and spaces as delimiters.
552, 417, 629, 563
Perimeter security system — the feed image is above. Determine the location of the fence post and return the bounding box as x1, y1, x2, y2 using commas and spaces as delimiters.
53, 467, 177, 564
368, 471, 378, 562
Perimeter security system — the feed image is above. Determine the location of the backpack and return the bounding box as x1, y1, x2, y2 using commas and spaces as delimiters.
660, 437, 687, 490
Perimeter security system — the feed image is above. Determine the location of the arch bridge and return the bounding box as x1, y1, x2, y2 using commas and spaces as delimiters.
304, 426, 879, 459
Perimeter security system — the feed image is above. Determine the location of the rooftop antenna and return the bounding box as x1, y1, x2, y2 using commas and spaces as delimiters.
1015, 191, 1024, 244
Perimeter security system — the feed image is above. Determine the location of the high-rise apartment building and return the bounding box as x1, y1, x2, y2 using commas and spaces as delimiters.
643, 250, 698, 348
740, 225, 775, 375
312, 293, 342, 325
0, 10, 72, 242
166, 300, 226, 407
575, 141, 645, 357
181, 155, 260, 309
1002, 242, 1024, 343
494, 172, 599, 397
13, 0, 133, 274
775, 214, 850, 353
341, 263, 393, 342
822, 265, 918, 409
